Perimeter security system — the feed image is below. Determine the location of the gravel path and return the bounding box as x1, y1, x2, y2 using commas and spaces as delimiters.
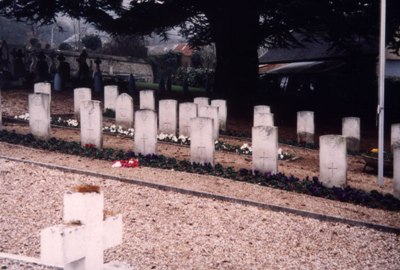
1, 158, 399, 270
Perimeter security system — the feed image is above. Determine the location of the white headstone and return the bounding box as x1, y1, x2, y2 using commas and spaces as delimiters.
254, 105, 271, 114
159, 99, 178, 135
134, 109, 157, 155
297, 111, 315, 144
252, 126, 278, 174
319, 135, 347, 188
193, 97, 209, 107
179, 102, 197, 137
198, 105, 219, 140
80, 100, 103, 149
104, 85, 119, 112
190, 117, 215, 166
211, 99, 227, 131
254, 112, 274, 127
393, 145, 400, 199
29, 93, 51, 140
40, 186, 128, 270
116, 93, 134, 128
139, 90, 155, 110
342, 117, 360, 152
74, 88, 92, 119
391, 123, 400, 148
34, 82, 51, 101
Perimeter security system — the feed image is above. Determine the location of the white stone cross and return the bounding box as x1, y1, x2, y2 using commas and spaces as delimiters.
258, 152, 270, 171
140, 134, 149, 153
40, 186, 128, 270
196, 146, 206, 161
327, 162, 338, 178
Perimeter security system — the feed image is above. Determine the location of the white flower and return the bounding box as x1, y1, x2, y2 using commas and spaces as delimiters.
172, 136, 178, 142
240, 143, 249, 150
112, 161, 122, 168
278, 148, 282, 155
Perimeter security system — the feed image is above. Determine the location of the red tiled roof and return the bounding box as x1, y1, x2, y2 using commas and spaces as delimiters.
174, 43, 194, 57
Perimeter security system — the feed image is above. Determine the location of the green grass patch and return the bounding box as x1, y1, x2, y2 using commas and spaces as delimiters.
136, 81, 205, 93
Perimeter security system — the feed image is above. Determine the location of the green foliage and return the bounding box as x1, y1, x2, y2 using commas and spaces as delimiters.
135, 81, 205, 93
190, 51, 202, 68
82, 34, 102, 51
158, 77, 166, 94
148, 51, 181, 82
58, 42, 73, 51
103, 108, 115, 118
2, 0, 399, 101
29, 38, 41, 49
175, 67, 215, 88
101, 35, 147, 58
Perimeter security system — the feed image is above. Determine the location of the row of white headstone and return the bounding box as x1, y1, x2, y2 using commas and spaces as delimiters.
72, 87, 227, 138
1, 84, 400, 196
254, 106, 361, 152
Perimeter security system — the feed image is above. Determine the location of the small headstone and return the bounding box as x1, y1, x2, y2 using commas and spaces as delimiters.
159, 99, 178, 135
53, 72, 62, 92
198, 105, 219, 140
57, 53, 70, 88
393, 145, 400, 199
74, 88, 92, 119
35, 51, 49, 82
76, 49, 90, 87
391, 123, 400, 148
116, 93, 134, 128
128, 74, 136, 94
93, 71, 103, 93
40, 186, 129, 269
80, 100, 103, 149
29, 93, 51, 140
342, 117, 360, 152
104, 85, 119, 112
34, 82, 51, 101
134, 109, 157, 155
194, 97, 209, 107
190, 117, 215, 166
254, 112, 274, 127
252, 126, 278, 174
319, 135, 347, 188
254, 105, 271, 114
297, 111, 315, 144
140, 90, 155, 110
211, 99, 227, 131
93, 57, 103, 93
179, 102, 197, 137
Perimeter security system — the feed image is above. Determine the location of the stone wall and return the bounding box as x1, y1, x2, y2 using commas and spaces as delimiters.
58, 50, 153, 82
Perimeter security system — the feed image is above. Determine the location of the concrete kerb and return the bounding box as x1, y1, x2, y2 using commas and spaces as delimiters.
0, 154, 399, 235
0, 252, 62, 269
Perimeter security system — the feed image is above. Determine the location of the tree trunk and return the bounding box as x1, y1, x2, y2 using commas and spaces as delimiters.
209, 5, 260, 105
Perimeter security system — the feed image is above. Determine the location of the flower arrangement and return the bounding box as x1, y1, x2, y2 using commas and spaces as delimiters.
365, 148, 393, 160
14, 113, 30, 121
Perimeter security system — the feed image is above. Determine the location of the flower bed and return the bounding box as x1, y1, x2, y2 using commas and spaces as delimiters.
11, 114, 292, 160
0, 129, 399, 212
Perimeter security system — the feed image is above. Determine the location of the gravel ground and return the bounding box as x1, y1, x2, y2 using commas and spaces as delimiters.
1, 158, 400, 270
